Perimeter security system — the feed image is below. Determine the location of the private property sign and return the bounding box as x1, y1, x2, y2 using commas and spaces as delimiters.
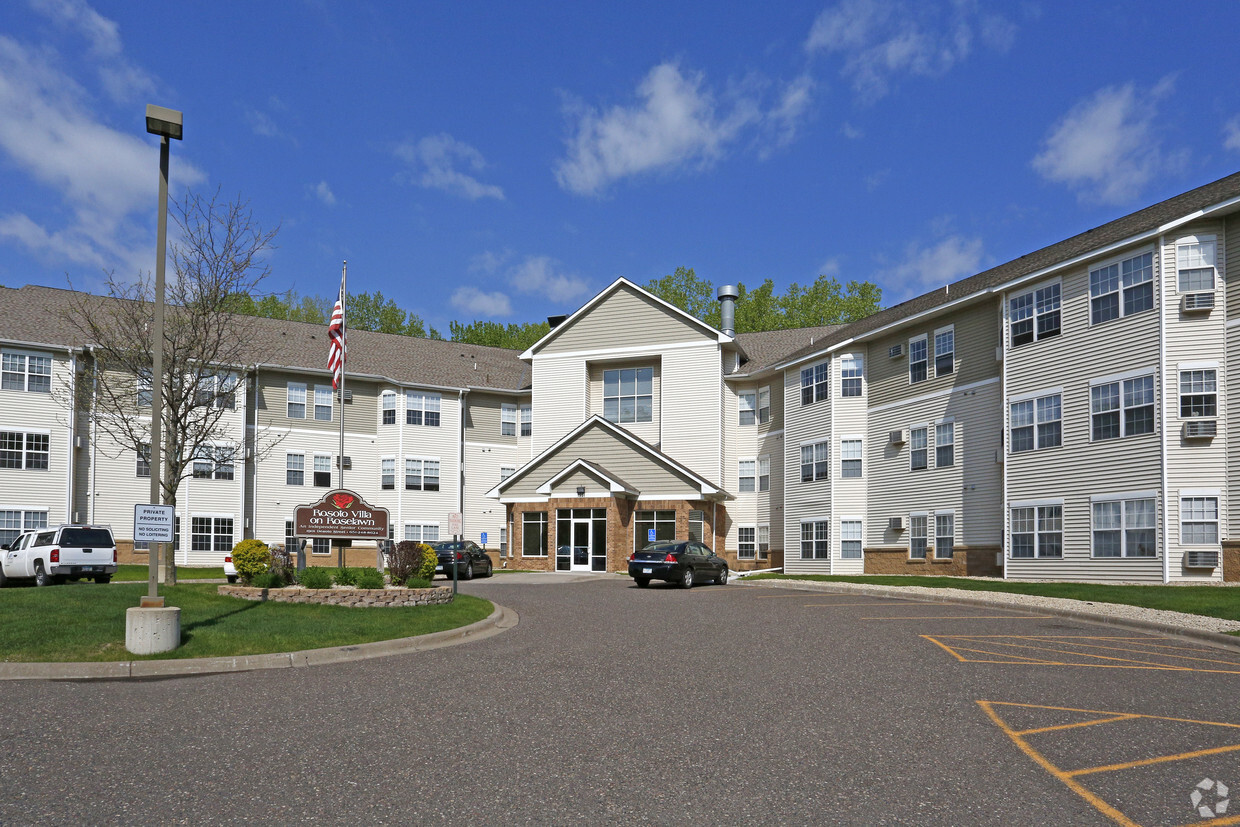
294, 489, 390, 539
134, 504, 175, 543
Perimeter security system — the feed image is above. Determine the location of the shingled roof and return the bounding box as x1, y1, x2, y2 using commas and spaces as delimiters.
731, 325, 843, 375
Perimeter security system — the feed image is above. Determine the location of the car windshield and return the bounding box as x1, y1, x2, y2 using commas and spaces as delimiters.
641, 542, 685, 553
60, 528, 113, 547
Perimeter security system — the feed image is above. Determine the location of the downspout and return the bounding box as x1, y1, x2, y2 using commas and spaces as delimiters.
829, 356, 835, 575
1000, 297, 1009, 580
88, 345, 98, 525
1159, 235, 1170, 584
65, 348, 76, 524
458, 389, 467, 541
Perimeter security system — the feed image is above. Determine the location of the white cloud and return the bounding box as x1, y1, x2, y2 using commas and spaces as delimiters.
879, 236, 984, 302
1225, 115, 1240, 152
509, 255, 590, 303
0, 34, 206, 271
450, 286, 512, 317
840, 122, 864, 140
310, 180, 336, 206
468, 249, 512, 275
1032, 78, 1182, 205
395, 133, 504, 200
553, 61, 819, 196
29, 0, 154, 101
805, 0, 1016, 103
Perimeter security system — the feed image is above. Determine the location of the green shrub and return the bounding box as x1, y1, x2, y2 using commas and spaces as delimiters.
231, 539, 270, 585
334, 566, 359, 587
297, 566, 333, 589
355, 568, 385, 589
404, 577, 431, 589
250, 570, 284, 589
385, 541, 421, 586
417, 543, 438, 581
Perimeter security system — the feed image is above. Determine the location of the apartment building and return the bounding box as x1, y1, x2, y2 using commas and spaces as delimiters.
3, 169, 1238, 582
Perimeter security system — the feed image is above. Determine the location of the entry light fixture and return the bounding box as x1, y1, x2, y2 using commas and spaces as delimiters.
576, 486, 585, 498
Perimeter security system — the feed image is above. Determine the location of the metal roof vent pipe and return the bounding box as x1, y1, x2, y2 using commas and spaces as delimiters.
717, 284, 739, 337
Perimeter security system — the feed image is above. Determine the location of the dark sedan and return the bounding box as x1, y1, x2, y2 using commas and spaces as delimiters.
628, 541, 728, 588
430, 540, 494, 580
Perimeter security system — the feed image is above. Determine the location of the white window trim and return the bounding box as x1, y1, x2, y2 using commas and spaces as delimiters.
1009, 501, 1064, 560
908, 512, 929, 560
800, 439, 829, 482
1008, 278, 1063, 346
379, 455, 396, 489
1087, 246, 1156, 324
839, 435, 864, 479
838, 517, 863, 560
757, 385, 771, 424
1179, 493, 1220, 547
286, 382, 307, 419
908, 423, 929, 471
1175, 234, 1217, 293
403, 455, 441, 491
932, 509, 955, 560
933, 325, 955, 377
933, 419, 955, 469
738, 457, 757, 493
1090, 494, 1159, 559
758, 454, 770, 492
908, 334, 928, 384
737, 524, 758, 559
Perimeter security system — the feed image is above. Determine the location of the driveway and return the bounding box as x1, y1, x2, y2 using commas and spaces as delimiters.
1, 575, 1236, 825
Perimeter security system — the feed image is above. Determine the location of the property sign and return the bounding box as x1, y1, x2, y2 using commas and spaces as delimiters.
134, 504, 175, 543
481, 531, 487, 545
448, 512, 462, 536
293, 489, 390, 540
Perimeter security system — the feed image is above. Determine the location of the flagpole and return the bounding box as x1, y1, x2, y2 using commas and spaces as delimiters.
337, 260, 347, 568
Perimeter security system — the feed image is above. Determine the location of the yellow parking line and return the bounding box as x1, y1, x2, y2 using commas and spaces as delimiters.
1015, 715, 1141, 736
862, 615, 1053, 620
1067, 744, 1240, 778
937, 644, 1071, 663
1034, 638, 1240, 667
950, 639, 1200, 670
922, 635, 970, 662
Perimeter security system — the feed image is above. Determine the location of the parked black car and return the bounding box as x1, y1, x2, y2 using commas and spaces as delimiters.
430, 540, 493, 580
628, 541, 728, 588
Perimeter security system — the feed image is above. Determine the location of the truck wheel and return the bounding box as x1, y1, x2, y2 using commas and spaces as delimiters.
94, 575, 111, 585
34, 564, 53, 587
0, 568, 7, 588
226, 575, 238, 584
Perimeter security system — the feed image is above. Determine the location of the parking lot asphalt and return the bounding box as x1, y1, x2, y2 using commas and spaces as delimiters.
2, 575, 1237, 825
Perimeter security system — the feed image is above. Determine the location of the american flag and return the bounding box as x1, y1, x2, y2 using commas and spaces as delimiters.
327, 278, 346, 389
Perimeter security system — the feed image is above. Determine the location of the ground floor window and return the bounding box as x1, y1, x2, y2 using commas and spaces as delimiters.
840, 520, 862, 559
404, 524, 440, 544
1092, 497, 1155, 557
0, 509, 47, 546
1181, 496, 1218, 546
191, 516, 233, 553
909, 515, 927, 559
758, 525, 769, 559
688, 509, 705, 543
522, 512, 548, 557
738, 526, 756, 559
557, 508, 607, 572
800, 520, 828, 559
634, 509, 676, 548
934, 513, 954, 560
1011, 505, 1063, 558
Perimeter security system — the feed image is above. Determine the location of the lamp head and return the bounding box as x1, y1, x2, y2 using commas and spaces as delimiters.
145, 104, 183, 140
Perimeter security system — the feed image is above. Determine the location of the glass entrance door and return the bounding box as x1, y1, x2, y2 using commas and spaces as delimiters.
571, 519, 591, 571
556, 508, 609, 572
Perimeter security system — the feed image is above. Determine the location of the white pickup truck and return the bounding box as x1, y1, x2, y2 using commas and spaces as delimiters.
0, 525, 117, 586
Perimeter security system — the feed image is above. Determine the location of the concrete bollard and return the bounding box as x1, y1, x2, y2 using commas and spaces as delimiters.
125, 606, 181, 655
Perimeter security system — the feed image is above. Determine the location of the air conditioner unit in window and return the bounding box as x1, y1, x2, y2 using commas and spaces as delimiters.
336, 456, 352, 470
1185, 550, 1219, 568
1184, 420, 1217, 439
888, 343, 904, 359
888, 516, 905, 531
889, 429, 907, 445
342, 390, 353, 402
1182, 292, 1215, 312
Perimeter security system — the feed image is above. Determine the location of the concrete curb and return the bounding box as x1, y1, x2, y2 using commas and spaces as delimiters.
738, 578, 1240, 653
0, 603, 518, 682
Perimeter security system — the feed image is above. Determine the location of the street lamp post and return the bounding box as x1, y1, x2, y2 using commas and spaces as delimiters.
145, 104, 182, 603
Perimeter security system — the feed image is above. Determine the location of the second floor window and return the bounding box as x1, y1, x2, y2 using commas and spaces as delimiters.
758, 386, 770, 424
382, 392, 396, 425
935, 422, 954, 468
501, 403, 516, 436
801, 442, 828, 482
909, 336, 927, 384
287, 383, 306, 419
1, 431, 49, 470
739, 391, 757, 426
840, 439, 862, 478
604, 367, 653, 423
286, 453, 304, 486
313, 385, 332, 421
520, 404, 532, 436
934, 328, 954, 376
1180, 370, 1217, 418
910, 427, 928, 471
407, 391, 441, 426
801, 363, 828, 405
1091, 375, 1155, 440
840, 355, 862, 397
1, 350, 52, 393
1090, 251, 1153, 324
314, 455, 332, 487
405, 458, 440, 491
1011, 394, 1061, 452
381, 458, 395, 490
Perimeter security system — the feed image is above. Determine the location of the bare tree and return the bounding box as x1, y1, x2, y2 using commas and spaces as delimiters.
59, 189, 281, 583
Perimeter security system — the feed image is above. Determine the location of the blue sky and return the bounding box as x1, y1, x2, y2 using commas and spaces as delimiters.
2, 1, 1240, 335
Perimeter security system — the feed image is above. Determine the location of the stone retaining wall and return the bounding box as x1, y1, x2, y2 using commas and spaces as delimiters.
218, 585, 454, 607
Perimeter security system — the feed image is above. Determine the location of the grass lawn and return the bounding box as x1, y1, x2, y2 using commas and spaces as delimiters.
114, 565, 227, 581
0, 582, 493, 662
750, 574, 1240, 624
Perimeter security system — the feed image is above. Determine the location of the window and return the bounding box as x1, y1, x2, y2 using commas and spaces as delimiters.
500, 466, 515, 481
1177, 237, 1216, 292
841, 439, 862, 478
520, 403, 531, 436
738, 527, 756, 559
688, 510, 705, 543
312, 538, 331, 556
1, 350, 52, 393
1011, 505, 1063, 558
1180, 369, 1217, 418
934, 328, 954, 376
287, 382, 306, 419
739, 460, 756, 493
934, 513, 954, 559
403, 524, 440, 543
758, 525, 769, 558
522, 512, 548, 557
909, 516, 927, 559
213, 447, 234, 480
739, 391, 757, 426
1181, 496, 1218, 545
194, 447, 232, 480
909, 336, 928, 384
0, 431, 49, 470
800, 520, 829, 559
406, 391, 441, 426
286, 453, 304, 486
840, 355, 863, 397
801, 441, 828, 482
381, 458, 395, 490
910, 427, 928, 471
800, 362, 828, 405
935, 422, 955, 468
285, 520, 297, 551
313, 455, 332, 487
381, 391, 396, 425
1090, 251, 1153, 324
196, 373, 236, 410
1091, 375, 1154, 440
840, 520, 862, 559
1010, 394, 1061, 452
137, 444, 151, 478
501, 403, 516, 436
313, 385, 332, 421
191, 516, 233, 553
758, 455, 770, 492
758, 387, 771, 424
1009, 283, 1061, 346
405, 458, 440, 491
635, 510, 676, 547
136, 369, 152, 407
0, 509, 47, 546
604, 368, 653, 423
1093, 498, 1156, 557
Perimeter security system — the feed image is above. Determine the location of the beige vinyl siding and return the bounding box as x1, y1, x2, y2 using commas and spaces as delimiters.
660, 345, 722, 482
0, 348, 73, 525
1004, 243, 1163, 581
1163, 222, 1227, 580
587, 359, 661, 447
501, 426, 705, 500
782, 361, 831, 574
530, 358, 587, 452
539, 284, 716, 354
1226, 213, 1240, 321
834, 346, 868, 574
551, 467, 612, 496
256, 370, 375, 433
465, 392, 518, 444
463, 442, 518, 548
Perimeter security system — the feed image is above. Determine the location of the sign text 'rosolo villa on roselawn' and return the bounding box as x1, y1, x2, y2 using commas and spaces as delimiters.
294, 489, 390, 540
